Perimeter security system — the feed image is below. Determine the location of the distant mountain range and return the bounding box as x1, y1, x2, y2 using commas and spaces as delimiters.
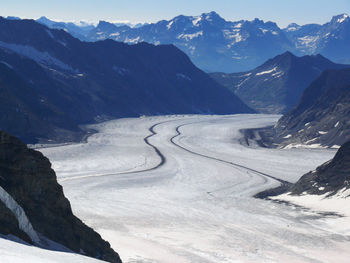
0, 17, 252, 143
273, 67, 350, 148
210, 52, 348, 113
36, 12, 350, 72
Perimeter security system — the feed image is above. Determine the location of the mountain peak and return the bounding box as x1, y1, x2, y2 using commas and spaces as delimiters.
279, 51, 295, 58
200, 11, 225, 22
285, 23, 301, 32
6, 16, 21, 21
310, 53, 328, 60
96, 20, 118, 30
331, 13, 349, 24
251, 18, 264, 24
37, 16, 55, 26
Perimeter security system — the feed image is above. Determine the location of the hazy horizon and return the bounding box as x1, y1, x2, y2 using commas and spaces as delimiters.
1, 0, 350, 28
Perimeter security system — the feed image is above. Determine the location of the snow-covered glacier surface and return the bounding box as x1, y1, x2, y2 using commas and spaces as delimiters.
0, 235, 102, 263
37, 114, 350, 263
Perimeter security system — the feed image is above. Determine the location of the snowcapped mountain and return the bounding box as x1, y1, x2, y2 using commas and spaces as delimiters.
0, 17, 253, 143
273, 67, 350, 148
283, 13, 350, 64
41, 12, 350, 73
0, 131, 122, 262
36, 16, 95, 40
85, 11, 294, 72
210, 52, 348, 113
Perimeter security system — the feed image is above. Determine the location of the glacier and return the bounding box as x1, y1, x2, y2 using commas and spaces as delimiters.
35, 114, 349, 263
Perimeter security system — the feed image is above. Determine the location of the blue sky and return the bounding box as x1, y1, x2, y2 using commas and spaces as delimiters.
1, 0, 350, 27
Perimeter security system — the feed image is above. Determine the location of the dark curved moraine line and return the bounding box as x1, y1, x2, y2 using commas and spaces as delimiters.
61, 120, 175, 182
169, 122, 292, 191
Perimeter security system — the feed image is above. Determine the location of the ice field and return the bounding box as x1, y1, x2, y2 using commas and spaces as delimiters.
35, 114, 350, 263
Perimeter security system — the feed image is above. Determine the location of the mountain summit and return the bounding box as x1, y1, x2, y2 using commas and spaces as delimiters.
210, 52, 348, 113
40, 12, 350, 72
82, 12, 293, 72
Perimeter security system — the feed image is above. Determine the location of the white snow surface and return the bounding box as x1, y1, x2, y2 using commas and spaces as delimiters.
256, 67, 277, 76
0, 41, 74, 71
222, 30, 244, 43
0, 236, 102, 263
32, 114, 350, 263
296, 35, 319, 52
0, 186, 40, 244
337, 14, 349, 23
192, 16, 202, 26
166, 21, 174, 30
0, 61, 14, 69
272, 187, 350, 235
177, 31, 203, 40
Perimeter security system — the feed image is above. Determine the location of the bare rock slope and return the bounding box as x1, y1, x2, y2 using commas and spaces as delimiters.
0, 130, 122, 263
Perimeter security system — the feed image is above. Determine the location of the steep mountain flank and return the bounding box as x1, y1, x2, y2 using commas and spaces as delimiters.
273, 68, 350, 148
210, 52, 348, 113
289, 141, 350, 196
0, 130, 122, 263
0, 17, 253, 143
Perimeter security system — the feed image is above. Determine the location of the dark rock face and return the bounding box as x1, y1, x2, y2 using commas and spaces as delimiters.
289, 141, 350, 196
273, 68, 350, 148
210, 52, 348, 113
0, 130, 122, 263
255, 141, 350, 199
0, 201, 33, 244
0, 17, 253, 143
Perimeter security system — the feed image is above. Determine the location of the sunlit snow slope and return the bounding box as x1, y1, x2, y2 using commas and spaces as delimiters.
40, 114, 349, 263
0, 236, 103, 263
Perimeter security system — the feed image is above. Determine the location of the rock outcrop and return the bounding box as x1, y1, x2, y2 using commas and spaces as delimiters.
273, 67, 350, 148
0, 130, 122, 263
256, 141, 350, 199
289, 141, 350, 196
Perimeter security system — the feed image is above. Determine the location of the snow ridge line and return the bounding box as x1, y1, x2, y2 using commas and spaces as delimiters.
0, 185, 40, 243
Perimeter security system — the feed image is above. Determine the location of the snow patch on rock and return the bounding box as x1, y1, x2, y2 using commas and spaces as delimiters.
256, 66, 278, 76
0, 186, 40, 244
0, 61, 14, 69
0, 41, 74, 71
178, 31, 203, 40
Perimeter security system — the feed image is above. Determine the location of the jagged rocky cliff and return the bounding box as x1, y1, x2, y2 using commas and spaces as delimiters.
256, 141, 350, 200
289, 141, 350, 196
273, 67, 350, 148
0, 130, 122, 263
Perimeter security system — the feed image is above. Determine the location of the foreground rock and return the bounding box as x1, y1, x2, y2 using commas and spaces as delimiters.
0, 130, 122, 263
257, 141, 350, 199
289, 141, 350, 196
